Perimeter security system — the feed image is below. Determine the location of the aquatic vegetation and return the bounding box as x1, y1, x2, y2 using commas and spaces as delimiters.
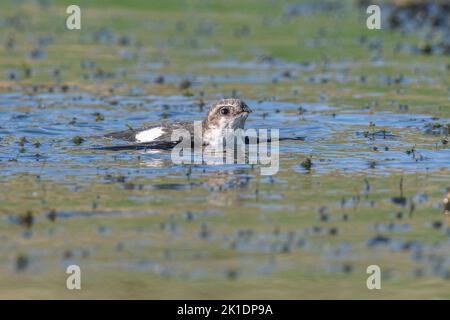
300, 157, 313, 171
72, 136, 85, 145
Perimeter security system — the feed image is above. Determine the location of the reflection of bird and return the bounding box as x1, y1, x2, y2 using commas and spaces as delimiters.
204, 170, 252, 206
103, 99, 252, 150
444, 192, 450, 215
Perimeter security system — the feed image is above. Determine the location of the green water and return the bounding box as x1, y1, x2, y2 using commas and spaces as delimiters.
0, 0, 449, 299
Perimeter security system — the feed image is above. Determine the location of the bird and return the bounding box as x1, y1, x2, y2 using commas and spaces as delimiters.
102, 98, 252, 150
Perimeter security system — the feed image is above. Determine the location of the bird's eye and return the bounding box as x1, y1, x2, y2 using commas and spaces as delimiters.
220, 107, 230, 115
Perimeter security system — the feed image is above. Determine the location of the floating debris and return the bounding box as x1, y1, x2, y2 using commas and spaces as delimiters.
391, 177, 407, 206
93, 112, 105, 121
179, 79, 191, 90
301, 157, 313, 170
72, 136, 85, 145
19, 211, 34, 229
367, 234, 391, 248
15, 254, 29, 272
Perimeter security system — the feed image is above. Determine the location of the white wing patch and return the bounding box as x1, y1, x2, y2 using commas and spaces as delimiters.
135, 127, 164, 142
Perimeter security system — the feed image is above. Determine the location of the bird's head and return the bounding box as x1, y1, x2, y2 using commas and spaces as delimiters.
203, 98, 252, 132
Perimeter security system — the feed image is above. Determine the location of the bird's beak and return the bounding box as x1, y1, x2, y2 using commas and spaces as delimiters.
242, 105, 252, 114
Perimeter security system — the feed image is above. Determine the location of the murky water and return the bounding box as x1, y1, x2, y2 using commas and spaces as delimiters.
1, 88, 448, 181
1, 0, 450, 297
2, 57, 450, 293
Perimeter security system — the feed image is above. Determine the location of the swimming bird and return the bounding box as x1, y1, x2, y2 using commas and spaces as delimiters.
103, 99, 252, 150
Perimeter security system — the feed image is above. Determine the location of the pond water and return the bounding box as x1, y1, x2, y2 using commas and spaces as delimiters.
0, 0, 449, 297
1, 90, 448, 181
